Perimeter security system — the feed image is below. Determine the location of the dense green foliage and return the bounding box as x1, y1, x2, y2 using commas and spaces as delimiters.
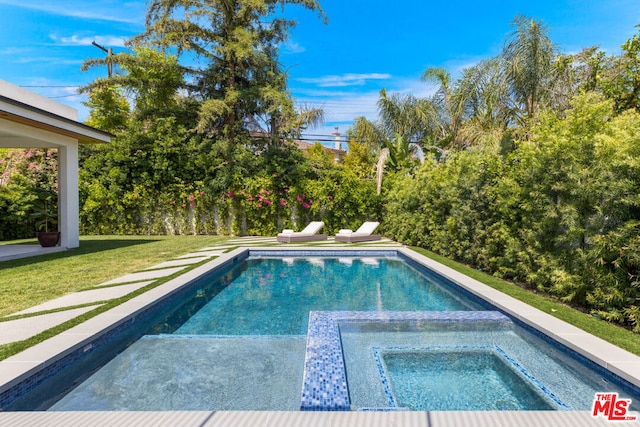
384, 93, 640, 330
355, 18, 640, 331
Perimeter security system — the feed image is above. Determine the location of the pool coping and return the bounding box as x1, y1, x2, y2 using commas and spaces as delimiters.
1, 245, 640, 425
0, 409, 632, 426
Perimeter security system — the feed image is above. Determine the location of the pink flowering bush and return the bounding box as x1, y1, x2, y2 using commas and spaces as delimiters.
232, 176, 283, 235
0, 149, 59, 239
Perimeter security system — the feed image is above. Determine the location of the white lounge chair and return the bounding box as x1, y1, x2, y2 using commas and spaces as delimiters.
277, 221, 328, 243
334, 221, 381, 243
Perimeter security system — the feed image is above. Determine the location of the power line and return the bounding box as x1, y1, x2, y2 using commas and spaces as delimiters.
297, 137, 347, 143
20, 85, 82, 88
49, 94, 84, 99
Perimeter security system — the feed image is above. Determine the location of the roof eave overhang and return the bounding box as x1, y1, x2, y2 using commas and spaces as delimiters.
0, 95, 113, 144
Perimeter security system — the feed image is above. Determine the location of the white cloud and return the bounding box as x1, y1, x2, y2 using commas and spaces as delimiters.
51, 34, 128, 47
292, 72, 444, 136
293, 89, 381, 138
0, 0, 143, 24
282, 41, 305, 54
0, 47, 30, 56
14, 56, 83, 65
296, 73, 392, 87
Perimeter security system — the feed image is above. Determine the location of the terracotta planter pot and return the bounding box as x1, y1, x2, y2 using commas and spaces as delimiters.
37, 232, 60, 247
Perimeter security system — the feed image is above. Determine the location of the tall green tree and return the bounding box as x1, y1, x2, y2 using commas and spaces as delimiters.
601, 25, 640, 113
502, 15, 556, 126
351, 89, 427, 194
552, 46, 606, 112
455, 59, 512, 148
82, 47, 186, 122
130, 0, 325, 140
420, 66, 462, 150
422, 60, 513, 151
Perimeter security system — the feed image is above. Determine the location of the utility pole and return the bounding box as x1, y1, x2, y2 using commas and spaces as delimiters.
92, 41, 112, 78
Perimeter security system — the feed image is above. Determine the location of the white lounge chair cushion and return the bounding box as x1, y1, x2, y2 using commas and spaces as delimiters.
355, 222, 380, 235
338, 229, 353, 235
282, 229, 294, 234
300, 221, 325, 234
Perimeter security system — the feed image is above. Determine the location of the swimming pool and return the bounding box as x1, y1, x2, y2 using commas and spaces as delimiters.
2, 248, 640, 413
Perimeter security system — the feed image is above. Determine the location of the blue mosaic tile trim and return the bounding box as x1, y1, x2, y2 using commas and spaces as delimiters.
371, 345, 570, 411
300, 310, 511, 411
300, 311, 350, 411
358, 407, 410, 411
493, 346, 570, 410
155, 334, 306, 340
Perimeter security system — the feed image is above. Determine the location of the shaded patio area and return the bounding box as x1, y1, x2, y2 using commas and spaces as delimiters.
0, 244, 66, 262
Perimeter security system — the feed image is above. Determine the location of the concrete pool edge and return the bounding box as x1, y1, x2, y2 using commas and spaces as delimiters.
0, 410, 635, 426
1, 245, 640, 420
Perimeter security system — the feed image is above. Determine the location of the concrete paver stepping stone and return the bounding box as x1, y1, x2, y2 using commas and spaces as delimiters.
143, 257, 208, 270
100, 266, 189, 286
14, 282, 153, 316
93, 280, 154, 289
197, 246, 235, 251
227, 241, 275, 246
0, 305, 102, 345
227, 237, 274, 243
177, 251, 225, 259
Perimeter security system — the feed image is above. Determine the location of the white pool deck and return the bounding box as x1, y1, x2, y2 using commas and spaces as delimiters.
1, 238, 639, 426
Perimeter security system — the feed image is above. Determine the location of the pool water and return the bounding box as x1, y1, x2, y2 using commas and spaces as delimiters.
379, 348, 555, 411
162, 256, 480, 336
14, 253, 638, 412
48, 256, 482, 411
51, 336, 306, 411
340, 320, 632, 411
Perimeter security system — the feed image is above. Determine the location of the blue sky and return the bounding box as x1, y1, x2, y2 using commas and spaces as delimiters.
1, 0, 640, 140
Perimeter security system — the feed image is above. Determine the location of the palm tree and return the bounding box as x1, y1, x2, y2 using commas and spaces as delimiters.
375, 134, 423, 194
502, 15, 556, 125
455, 58, 512, 148
421, 66, 464, 149
351, 89, 429, 194
418, 17, 555, 149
